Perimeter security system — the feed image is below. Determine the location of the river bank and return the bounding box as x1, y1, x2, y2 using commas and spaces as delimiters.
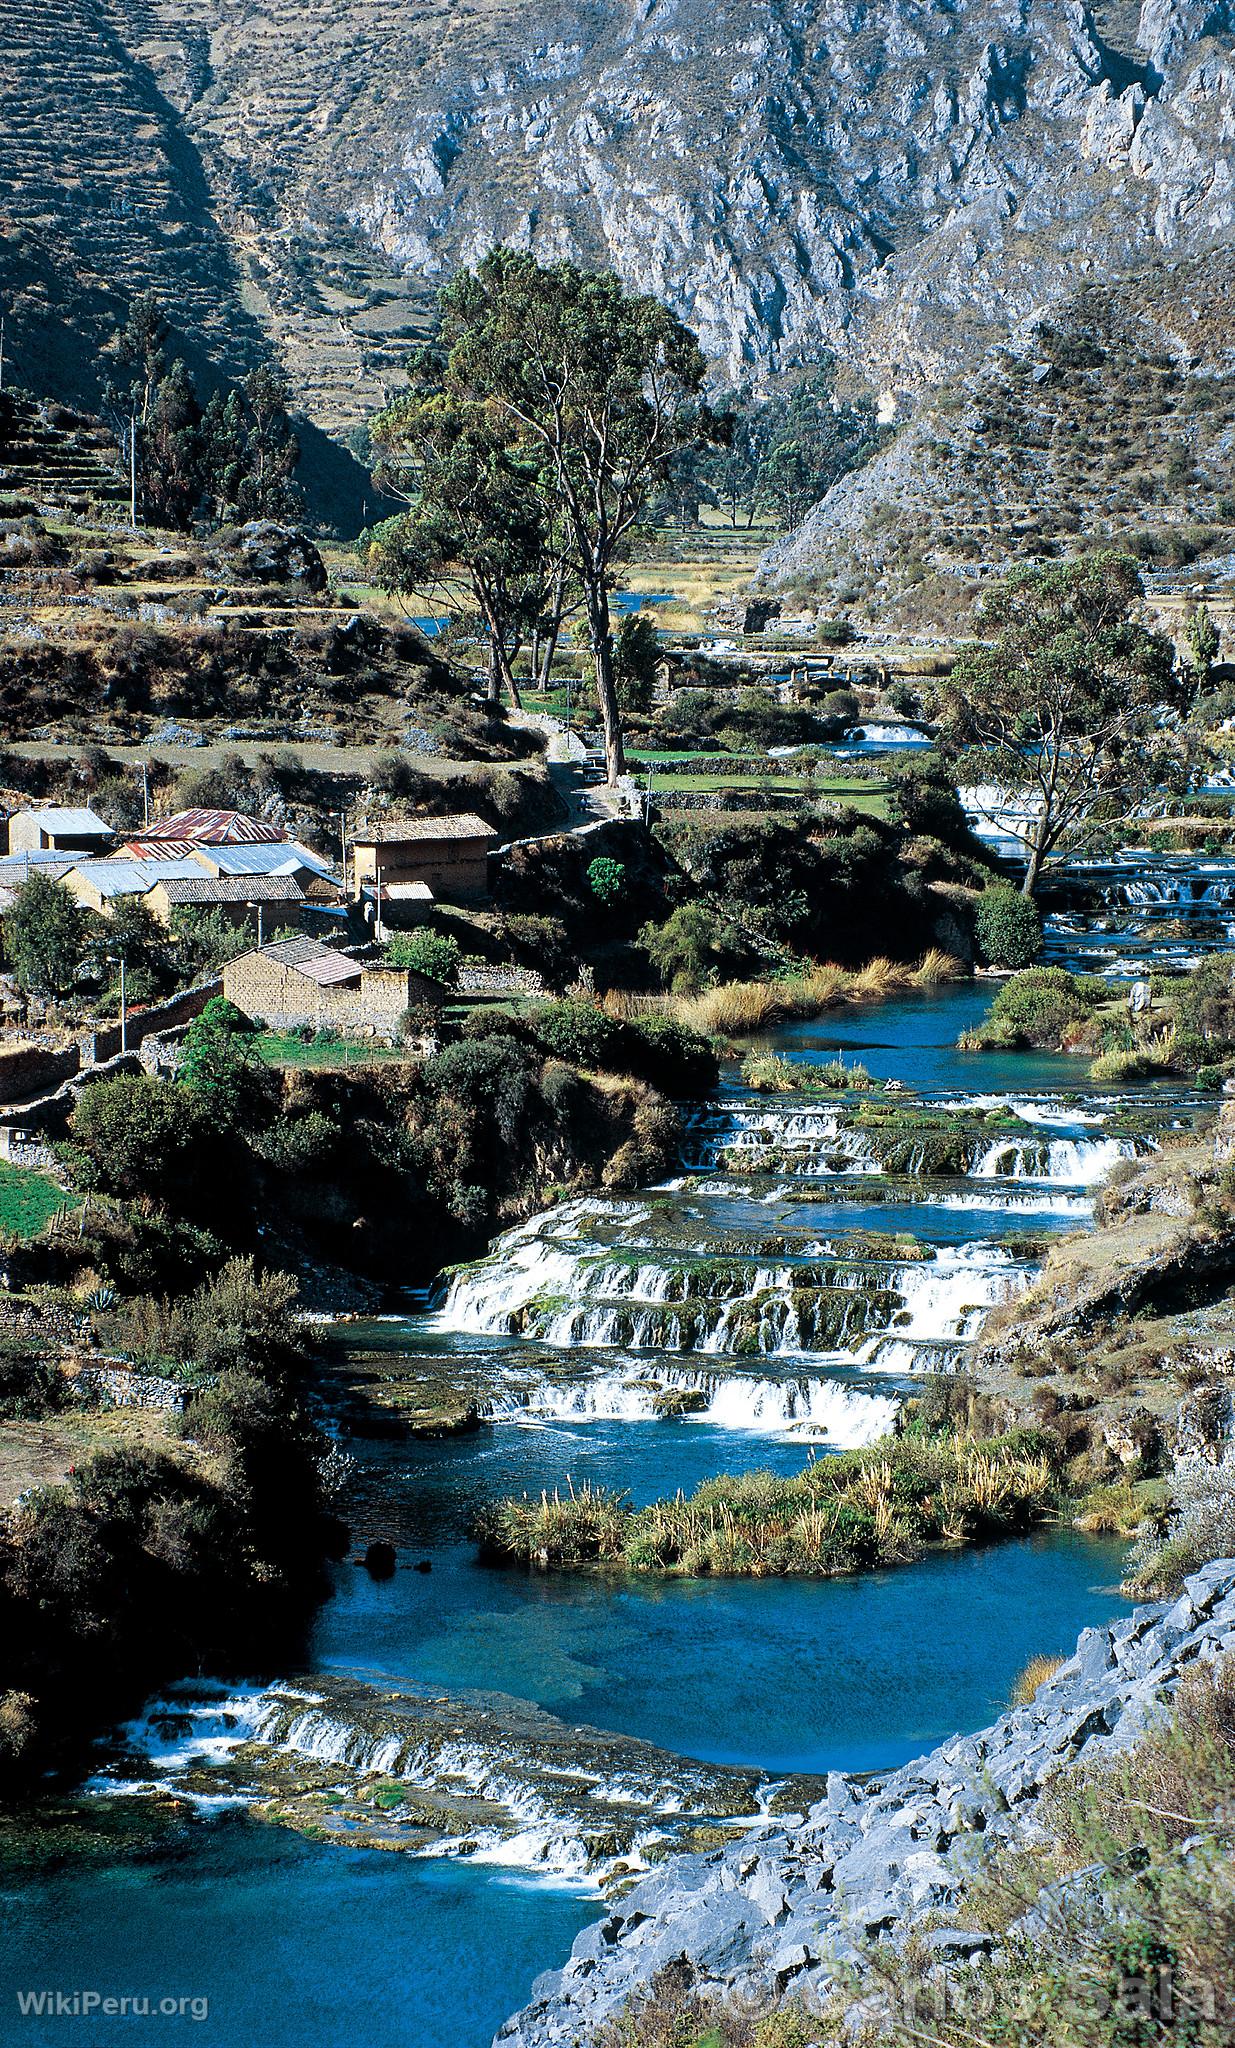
0, 977, 1220, 2048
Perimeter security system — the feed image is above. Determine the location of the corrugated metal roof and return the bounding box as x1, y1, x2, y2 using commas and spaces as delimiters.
120, 840, 201, 862
23, 807, 113, 836
70, 858, 203, 896
352, 813, 496, 845
141, 809, 287, 845
155, 875, 305, 905
203, 842, 335, 880
0, 850, 77, 872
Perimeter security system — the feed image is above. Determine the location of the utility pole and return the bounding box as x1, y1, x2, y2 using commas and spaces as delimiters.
141, 759, 150, 830
0, 316, 6, 398
129, 415, 138, 530
335, 810, 348, 896
256, 903, 264, 949
118, 954, 127, 1055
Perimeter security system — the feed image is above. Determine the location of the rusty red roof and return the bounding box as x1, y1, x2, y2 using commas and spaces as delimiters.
139, 810, 287, 846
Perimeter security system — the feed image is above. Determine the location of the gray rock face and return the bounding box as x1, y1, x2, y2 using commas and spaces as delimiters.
495, 1559, 1235, 2045
107, 0, 1235, 399
231, 523, 328, 593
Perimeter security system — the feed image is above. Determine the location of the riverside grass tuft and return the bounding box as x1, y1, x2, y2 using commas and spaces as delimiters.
672, 953, 967, 1040
476, 1430, 1061, 1581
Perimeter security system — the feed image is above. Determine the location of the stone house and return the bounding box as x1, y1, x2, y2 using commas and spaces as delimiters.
144, 872, 307, 934
221, 938, 440, 1034
350, 814, 498, 904
8, 806, 114, 856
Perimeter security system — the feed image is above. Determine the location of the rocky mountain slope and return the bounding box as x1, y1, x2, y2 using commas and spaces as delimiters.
4, 0, 1233, 424
763, 253, 1235, 621
497, 1558, 1235, 2044
2, 0, 1232, 558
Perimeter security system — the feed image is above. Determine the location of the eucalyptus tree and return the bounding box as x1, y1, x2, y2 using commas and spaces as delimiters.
365, 348, 551, 706
439, 251, 720, 783
938, 552, 1184, 896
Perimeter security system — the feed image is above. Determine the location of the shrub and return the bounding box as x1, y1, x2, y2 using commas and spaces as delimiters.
179, 1000, 269, 1129
586, 856, 628, 908
385, 929, 462, 986
1125, 1466, 1235, 1598
531, 999, 625, 1070
6, 873, 85, 996
70, 1074, 204, 1198
0, 1356, 71, 1420
963, 967, 1097, 1050
974, 885, 1042, 969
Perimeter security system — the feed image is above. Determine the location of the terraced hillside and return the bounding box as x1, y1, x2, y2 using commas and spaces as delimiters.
0, 0, 260, 396
763, 256, 1235, 625
0, 396, 529, 756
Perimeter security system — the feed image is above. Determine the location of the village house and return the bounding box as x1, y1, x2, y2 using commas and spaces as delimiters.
62, 857, 203, 915
8, 806, 115, 856
350, 814, 498, 905
143, 872, 307, 935
221, 937, 440, 1034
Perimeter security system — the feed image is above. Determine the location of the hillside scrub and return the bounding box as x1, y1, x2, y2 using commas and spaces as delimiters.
0, 1261, 330, 1784
476, 1429, 1061, 1580
654, 808, 983, 965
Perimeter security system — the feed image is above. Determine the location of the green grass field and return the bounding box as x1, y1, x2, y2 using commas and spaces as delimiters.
255, 1032, 411, 1071
0, 1163, 77, 1240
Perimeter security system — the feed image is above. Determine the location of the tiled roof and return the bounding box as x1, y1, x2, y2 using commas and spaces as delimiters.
352, 813, 496, 845
140, 809, 287, 845
154, 875, 305, 905
252, 938, 361, 987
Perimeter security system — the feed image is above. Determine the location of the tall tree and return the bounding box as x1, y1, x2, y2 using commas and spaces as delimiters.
6, 874, 85, 996
938, 553, 1183, 896
440, 250, 719, 784
365, 356, 549, 706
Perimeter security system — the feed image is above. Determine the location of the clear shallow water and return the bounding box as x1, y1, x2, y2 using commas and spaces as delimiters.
317, 1518, 1131, 1774
0, 1825, 595, 2048
0, 982, 1162, 2048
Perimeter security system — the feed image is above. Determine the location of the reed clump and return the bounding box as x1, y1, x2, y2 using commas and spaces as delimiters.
674, 953, 966, 1039
476, 1429, 1060, 1580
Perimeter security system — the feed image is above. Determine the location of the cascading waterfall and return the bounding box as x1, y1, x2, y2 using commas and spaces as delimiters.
97, 1680, 795, 1886
485, 1365, 902, 1442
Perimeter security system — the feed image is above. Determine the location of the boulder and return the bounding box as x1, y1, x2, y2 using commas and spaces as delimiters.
232, 521, 328, 592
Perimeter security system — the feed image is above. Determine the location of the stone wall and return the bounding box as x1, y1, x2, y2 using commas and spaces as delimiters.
497, 1560, 1235, 2046
0, 1042, 81, 1104
90, 980, 219, 1063
222, 954, 427, 1033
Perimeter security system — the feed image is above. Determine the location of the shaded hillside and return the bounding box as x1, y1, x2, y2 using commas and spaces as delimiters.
0, 0, 369, 528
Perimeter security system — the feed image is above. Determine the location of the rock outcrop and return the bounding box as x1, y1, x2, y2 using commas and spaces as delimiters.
3, 0, 1230, 428
496, 1557, 1235, 2044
